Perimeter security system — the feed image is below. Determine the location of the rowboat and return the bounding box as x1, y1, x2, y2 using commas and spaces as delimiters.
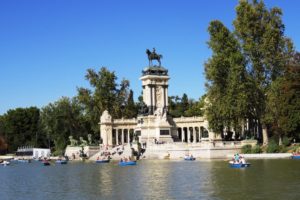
55, 160, 68, 164
229, 161, 251, 168
42, 160, 50, 166
96, 159, 110, 163
17, 159, 31, 163
291, 154, 300, 159
184, 156, 196, 161
119, 161, 136, 166
1, 161, 10, 166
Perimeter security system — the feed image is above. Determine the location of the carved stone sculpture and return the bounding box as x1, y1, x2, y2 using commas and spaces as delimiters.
69, 136, 78, 146
79, 137, 88, 147
87, 134, 92, 145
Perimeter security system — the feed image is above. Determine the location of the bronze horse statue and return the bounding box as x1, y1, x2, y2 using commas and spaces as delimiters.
146, 48, 163, 66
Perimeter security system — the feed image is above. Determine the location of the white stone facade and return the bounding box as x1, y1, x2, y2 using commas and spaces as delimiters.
99, 66, 215, 147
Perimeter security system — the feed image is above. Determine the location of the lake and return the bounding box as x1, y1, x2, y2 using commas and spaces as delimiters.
1, 159, 300, 200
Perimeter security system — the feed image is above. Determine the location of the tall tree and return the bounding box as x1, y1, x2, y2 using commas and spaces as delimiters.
205, 20, 248, 135
77, 67, 137, 135
123, 90, 138, 118
265, 52, 300, 143
233, 0, 293, 144
77, 67, 118, 134
205, 0, 294, 143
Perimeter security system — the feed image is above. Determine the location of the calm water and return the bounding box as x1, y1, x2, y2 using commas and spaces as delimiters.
1, 159, 300, 200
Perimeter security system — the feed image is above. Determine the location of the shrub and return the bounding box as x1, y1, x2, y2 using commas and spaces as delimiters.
266, 140, 279, 153
282, 136, 291, 147
251, 145, 262, 153
279, 145, 287, 153
241, 144, 252, 154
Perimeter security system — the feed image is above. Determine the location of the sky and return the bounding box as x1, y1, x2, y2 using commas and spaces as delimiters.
0, 0, 299, 114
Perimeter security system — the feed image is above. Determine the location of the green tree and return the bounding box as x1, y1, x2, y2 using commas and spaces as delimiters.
265, 52, 300, 143
123, 90, 138, 118
0, 107, 43, 152
77, 67, 137, 135
233, 0, 293, 144
205, 20, 248, 135
77, 67, 118, 134
184, 95, 206, 117
40, 97, 90, 155
205, 0, 294, 144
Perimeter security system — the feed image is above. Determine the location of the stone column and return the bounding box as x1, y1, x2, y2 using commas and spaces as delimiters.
163, 86, 166, 108
150, 86, 153, 114
187, 128, 191, 143
165, 87, 168, 107
153, 86, 156, 111
199, 127, 202, 141
116, 129, 119, 145
181, 128, 185, 142
127, 129, 130, 144
193, 127, 196, 143
121, 129, 124, 144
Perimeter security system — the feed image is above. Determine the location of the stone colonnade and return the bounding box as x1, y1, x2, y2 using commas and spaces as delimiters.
176, 126, 209, 143
112, 128, 135, 145
173, 116, 212, 143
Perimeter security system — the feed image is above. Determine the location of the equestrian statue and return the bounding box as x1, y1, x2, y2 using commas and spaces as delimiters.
146, 48, 163, 66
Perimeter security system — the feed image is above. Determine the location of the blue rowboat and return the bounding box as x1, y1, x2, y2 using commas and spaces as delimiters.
229, 163, 251, 168
18, 159, 31, 163
1, 161, 10, 166
55, 160, 68, 164
119, 161, 136, 166
96, 159, 110, 164
42, 161, 50, 166
291, 155, 300, 159
184, 157, 196, 161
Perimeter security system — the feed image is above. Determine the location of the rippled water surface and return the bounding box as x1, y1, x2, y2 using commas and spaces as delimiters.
1, 159, 300, 200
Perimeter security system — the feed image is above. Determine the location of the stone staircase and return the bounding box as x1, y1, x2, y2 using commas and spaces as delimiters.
89, 144, 138, 161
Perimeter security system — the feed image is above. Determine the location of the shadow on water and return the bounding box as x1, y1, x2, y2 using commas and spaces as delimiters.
1, 159, 300, 200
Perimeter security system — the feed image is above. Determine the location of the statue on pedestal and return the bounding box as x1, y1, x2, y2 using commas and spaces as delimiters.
69, 136, 78, 146
146, 48, 163, 66
79, 137, 88, 147
87, 134, 93, 145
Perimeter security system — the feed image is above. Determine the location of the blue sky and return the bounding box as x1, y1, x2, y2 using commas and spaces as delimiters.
0, 0, 299, 114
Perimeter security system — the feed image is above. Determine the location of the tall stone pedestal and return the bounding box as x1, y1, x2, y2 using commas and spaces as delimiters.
137, 114, 173, 143
65, 145, 100, 160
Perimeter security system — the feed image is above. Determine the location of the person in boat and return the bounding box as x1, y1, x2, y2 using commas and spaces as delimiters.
234, 154, 240, 163
240, 156, 246, 164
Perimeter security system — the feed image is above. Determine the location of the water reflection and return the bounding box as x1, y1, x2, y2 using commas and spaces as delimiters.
210, 159, 300, 200
1, 159, 300, 200
138, 160, 170, 199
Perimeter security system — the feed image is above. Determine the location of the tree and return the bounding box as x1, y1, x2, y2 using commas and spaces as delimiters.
0, 107, 43, 152
184, 95, 206, 117
205, 0, 294, 144
265, 52, 300, 143
40, 97, 91, 155
77, 67, 137, 135
123, 90, 138, 118
205, 20, 248, 136
233, 0, 293, 144
77, 67, 118, 134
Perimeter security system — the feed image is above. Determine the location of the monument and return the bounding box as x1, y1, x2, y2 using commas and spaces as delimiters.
137, 48, 173, 143
99, 48, 215, 147
98, 48, 249, 159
